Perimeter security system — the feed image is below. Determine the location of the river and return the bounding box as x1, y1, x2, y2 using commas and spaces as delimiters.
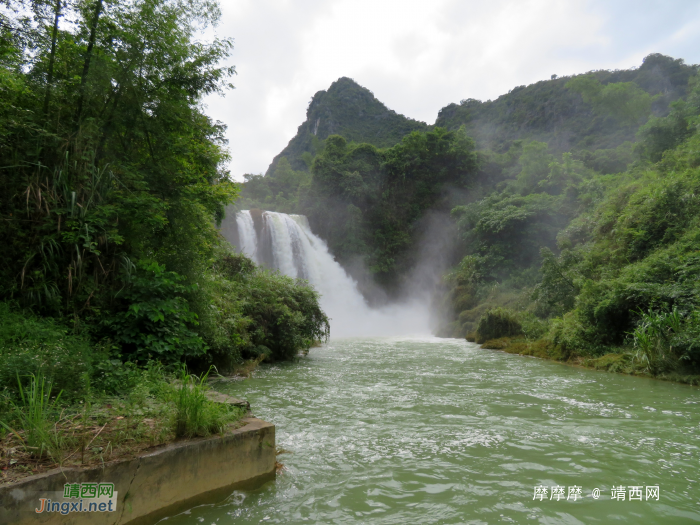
158, 337, 700, 524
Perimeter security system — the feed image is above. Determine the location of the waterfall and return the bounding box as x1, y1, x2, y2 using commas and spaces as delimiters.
220, 209, 430, 338
236, 210, 258, 264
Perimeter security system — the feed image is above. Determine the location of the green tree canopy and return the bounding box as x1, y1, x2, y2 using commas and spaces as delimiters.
0, 0, 238, 316
566, 76, 656, 125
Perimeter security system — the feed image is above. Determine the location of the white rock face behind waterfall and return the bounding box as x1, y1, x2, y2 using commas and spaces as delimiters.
221, 209, 430, 338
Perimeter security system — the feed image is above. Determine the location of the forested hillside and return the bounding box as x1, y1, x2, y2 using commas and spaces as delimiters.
240, 53, 700, 380
447, 77, 700, 380
436, 53, 694, 154
0, 0, 328, 404
264, 54, 693, 178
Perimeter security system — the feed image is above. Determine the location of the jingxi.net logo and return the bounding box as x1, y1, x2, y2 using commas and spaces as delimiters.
34, 482, 117, 515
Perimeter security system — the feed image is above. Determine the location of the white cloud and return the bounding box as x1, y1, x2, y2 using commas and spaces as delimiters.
204, 0, 700, 180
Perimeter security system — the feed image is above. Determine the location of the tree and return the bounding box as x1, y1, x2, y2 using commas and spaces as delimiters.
0, 0, 237, 319
566, 76, 656, 125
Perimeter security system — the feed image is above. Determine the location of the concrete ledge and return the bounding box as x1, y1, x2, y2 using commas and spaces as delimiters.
0, 418, 275, 525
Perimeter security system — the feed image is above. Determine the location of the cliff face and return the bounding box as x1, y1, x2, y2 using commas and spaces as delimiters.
266, 77, 428, 174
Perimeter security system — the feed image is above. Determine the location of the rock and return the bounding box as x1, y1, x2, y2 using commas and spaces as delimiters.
205, 391, 251, 410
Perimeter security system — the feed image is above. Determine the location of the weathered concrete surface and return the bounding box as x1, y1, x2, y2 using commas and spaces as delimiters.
205, 390, 251, 410
0, 418, 275, 525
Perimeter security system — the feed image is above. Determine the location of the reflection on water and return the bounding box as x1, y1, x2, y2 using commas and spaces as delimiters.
158, 337, 700, 524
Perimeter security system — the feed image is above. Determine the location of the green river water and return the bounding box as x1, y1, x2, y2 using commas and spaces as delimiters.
159, 337, 700, 524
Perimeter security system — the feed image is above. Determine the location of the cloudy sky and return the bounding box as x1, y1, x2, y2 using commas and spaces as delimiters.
202, 0, 700, 180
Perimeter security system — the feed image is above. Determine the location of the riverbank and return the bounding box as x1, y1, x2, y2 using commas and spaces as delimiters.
0, 369, 249, 486
473, 334, 700, 386
0, 417, 275, 525
0, 290, 324, 487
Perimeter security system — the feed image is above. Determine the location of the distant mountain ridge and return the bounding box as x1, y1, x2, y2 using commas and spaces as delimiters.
266, 54, 696, 174
436, 53, 695, 152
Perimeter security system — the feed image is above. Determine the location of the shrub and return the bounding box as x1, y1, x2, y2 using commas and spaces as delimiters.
102, 261, 207, 365
474, 308, 523, 344
672, 310, 700, 367
0, 303, 102, 402
519, 313, 549, 340
91, 358, 142, 396
547, 311, 609, 358
0, 302, 170, 400
630, 306, 688, 375
200, 250, 329, 367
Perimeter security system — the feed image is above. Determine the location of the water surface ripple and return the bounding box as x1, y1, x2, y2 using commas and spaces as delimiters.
160, 337, 700, 524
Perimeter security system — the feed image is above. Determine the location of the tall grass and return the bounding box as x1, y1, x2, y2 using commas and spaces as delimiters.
0, 373, 66, 460
174, 366, 242, 439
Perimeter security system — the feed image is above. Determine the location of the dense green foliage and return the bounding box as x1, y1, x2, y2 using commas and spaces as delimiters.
203, 251, 329, 365
0, 0, 237, 318
436, 54, 695, 155
240, 157, 312, 214
0, 302, 107, 402
306, 128, 478, 286
0, 0, 238, 318
444, 70, 700, 376
100, 261, 207, 364
0, 0, 330, 405
473, 308, 523, 344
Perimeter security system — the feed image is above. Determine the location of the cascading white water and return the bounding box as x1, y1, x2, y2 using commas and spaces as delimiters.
222, 209, 430, 338
235, 210, 258, 264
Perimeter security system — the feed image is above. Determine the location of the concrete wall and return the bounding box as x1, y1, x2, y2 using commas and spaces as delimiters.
0, 418, 275, 525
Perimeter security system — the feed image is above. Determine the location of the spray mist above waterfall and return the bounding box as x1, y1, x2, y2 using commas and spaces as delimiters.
220, 209, 430, 338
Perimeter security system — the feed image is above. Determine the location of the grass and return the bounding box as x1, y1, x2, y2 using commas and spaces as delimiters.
0, 367, 248, 486
174, 366, 244, 439
0, 373, 64, 461
629, 307, 683, 376
583, 353, 633, 373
